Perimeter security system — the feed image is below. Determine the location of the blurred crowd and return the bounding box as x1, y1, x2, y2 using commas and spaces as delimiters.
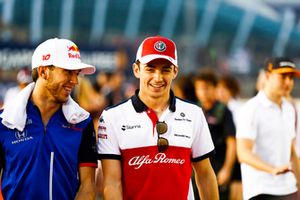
1, 58, 300, 200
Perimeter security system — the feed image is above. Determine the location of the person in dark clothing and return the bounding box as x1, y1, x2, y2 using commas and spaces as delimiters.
194, 68, 236, 200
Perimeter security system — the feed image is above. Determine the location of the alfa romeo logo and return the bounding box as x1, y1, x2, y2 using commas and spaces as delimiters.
154, 41, 166, 52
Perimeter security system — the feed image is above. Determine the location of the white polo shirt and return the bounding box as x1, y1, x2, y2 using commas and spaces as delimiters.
236, 91, 297, 200
98, 92, 215, 200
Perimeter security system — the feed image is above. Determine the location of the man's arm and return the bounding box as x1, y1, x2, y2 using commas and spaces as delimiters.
217, 136, 236, 186
192, 158, 219, 200
237, 138, 290, 175
76, 120, 98, 199
76, 166, 96, 200
291, 139, 300, 187
101, 159, 123, 199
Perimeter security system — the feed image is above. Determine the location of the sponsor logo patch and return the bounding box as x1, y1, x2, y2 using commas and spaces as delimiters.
62, 124, 83, 132
67, 45, 80, 59
12, 130, 33, 144
98, 133, 108, 139
121, 124, 141, 131
128, 153, 185, 169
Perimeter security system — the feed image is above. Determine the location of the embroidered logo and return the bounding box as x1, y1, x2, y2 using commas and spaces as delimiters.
98, 125, 108, 139
67, 45, 80, 59
15, 130, 27, 139
154, 41, 166, 52
99, 116, 104, 123
98, 133, 108, 139
62, 124, 83, 132
12, 130, 33, 144
121, 125, 141, 131
174, 112, 191, 122
26, 118, 33, 125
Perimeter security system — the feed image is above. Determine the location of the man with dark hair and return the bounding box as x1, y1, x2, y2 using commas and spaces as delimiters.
98, 36, 219, 200
194, 69, 237, 200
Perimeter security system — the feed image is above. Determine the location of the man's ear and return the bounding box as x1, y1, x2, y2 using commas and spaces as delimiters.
37, 66, 48, 79
265, 71, 270, 80
132, 63, 140, 78
173, 66, 178, 80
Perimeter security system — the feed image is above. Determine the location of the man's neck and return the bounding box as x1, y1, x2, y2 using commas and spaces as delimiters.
31, 84, 61, 126
263, 88, 282, 106
138, 92, 170, 118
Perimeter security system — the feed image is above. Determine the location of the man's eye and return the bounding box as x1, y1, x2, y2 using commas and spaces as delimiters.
163, 69, 172, 73
146, 68, 154, 72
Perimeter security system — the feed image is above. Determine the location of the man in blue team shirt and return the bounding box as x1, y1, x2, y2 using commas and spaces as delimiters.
0, 38, 97, 199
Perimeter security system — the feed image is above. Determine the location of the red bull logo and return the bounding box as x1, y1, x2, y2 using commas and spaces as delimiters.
68, 45, 79, 52
67, 45, 80, 59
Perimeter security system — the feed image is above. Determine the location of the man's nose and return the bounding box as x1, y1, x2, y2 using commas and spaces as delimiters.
153, 70, 163, 81
70, 73, 79, 84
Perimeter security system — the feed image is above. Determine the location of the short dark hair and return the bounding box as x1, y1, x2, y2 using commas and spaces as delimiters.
194, 68, 218, 86
32, 68, 38, 82
218, 75, 240, 97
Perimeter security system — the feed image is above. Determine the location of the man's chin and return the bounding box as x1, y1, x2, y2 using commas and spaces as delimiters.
59, 96, 69, 104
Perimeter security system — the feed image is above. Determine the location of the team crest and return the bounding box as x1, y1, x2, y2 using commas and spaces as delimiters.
154, 41, 166, 52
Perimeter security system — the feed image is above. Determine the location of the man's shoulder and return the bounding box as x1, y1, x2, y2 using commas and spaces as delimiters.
243, 94, 262, 108
175, 98, 204, 117
104, 98, 131, 112
175, 97, 199, 109
238, 95, 263, 119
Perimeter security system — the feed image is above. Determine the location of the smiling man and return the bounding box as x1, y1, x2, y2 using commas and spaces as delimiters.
98, 36, 219, 200
0, 38, 98, 199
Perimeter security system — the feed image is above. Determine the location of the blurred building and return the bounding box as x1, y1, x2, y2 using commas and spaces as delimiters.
1, 0, 300, 97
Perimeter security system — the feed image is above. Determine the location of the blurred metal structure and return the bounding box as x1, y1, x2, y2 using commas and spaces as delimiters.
1, 0, 300, 73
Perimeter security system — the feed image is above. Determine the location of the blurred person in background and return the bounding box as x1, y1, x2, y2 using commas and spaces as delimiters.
194, 68, 236, 200
3, 67, 32, 107
280, 65, 300, 159
254, 69, 266, 95
216, 75, 243, 200
172, 73, 197, 103
236, 57, 300, 200
94, 70, 126, 107
217, 75, 242, 124
94, 70, 111, 96
73, 75, 107, 127
98, 36, 219, 200
0, 38, 98, 199
105, 70, 126, 107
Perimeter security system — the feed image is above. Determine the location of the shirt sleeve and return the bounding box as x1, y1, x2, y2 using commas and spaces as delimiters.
78, 120, 98, 167
236, 102, 257, 140
191, 107, 215, 162
97, 110, 121, 160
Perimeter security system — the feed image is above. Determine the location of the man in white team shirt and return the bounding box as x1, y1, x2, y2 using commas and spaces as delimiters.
97, 36, 219, 200
237, 57, 300, 200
